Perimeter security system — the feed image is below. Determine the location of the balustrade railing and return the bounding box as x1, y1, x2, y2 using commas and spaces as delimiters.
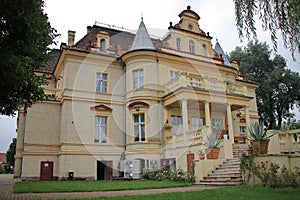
165, 73, 248, 96
167, 126, 210, 148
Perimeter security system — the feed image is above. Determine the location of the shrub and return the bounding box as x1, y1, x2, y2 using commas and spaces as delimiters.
143, 168, 195, 183
253, 161, 300, 188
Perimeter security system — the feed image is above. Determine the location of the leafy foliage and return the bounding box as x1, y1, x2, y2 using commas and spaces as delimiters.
230, 41, 300, 128
0, 0, 58, 115
233, 0, 300, 59
6, 138, 16, 168
201, 133, 223, 148
143, 168, 195, 183
248, 122, 273, 141
253, 161, 300, 188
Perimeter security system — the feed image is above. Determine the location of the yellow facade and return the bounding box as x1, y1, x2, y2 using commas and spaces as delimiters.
15, 6, 260, 181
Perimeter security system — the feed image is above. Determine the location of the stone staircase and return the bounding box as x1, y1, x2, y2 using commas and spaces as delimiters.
198, 144, 249, 186
198, 158, 242, 186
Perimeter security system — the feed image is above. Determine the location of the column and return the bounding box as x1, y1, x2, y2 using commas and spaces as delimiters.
245, 106, 251, 137
181, 99, 188, 142
204, 101, 211, 127
226, 103, 234, 144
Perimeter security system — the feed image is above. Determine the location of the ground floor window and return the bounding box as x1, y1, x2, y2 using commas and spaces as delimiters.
171, 115, 183, 134
95, 116, 107, 143
134, 113, 145, 142
191, 117, 204, 130
240, 126, 246, 135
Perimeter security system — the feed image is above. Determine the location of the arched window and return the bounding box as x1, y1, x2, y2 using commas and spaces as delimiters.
202, 44, 207, 56
176, 38, 181, 51
100, 39, 106, 51
189, 40, 195, 54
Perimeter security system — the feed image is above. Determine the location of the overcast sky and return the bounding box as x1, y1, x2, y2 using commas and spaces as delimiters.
0, 0, 299, 152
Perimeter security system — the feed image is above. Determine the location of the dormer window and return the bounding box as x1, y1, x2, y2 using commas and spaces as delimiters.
189, 40, 195, 54
100, 39, 106, 51
176, 38, 181, 51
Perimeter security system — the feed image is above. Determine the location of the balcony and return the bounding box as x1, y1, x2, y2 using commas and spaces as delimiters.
167, 126, 210, 148
164, 73, 248, 96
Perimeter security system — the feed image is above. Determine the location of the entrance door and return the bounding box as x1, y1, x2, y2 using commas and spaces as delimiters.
40, 161, 53, 181
97, 160, 113, 180
186, 154, 194, 172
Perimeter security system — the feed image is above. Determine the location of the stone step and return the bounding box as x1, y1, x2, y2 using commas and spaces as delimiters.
207, 173, 241, 178
203, 177, 242, 182
221, 161, 241, 165
214, 167, 240, 172
209, 170, 241, 176
218, 165, 240, 170
197, 181, 242, 186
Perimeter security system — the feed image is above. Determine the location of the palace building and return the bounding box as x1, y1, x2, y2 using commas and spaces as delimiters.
14, 6, 259, 182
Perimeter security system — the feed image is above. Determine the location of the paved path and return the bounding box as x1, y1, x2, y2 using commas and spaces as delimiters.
0, 174, 220, 200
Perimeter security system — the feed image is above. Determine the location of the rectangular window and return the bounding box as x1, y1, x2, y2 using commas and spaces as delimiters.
133, 69, 144, 89
170, 70, 179, 80
212, 118, 223, 128
96, 73, 108, 93
176, 38, 181, 51
134, 113, 145, 142
240, 126, 246, 135
95, 116, 107, 143
191, 117, 204, 130
171, 115, 182, 134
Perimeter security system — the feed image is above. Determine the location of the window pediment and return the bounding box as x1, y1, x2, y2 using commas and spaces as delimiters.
90, 104, 112, 112
128, 101, 149, 109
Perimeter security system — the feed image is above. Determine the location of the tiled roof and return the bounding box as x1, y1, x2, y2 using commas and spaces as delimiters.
36, 49, 61, 74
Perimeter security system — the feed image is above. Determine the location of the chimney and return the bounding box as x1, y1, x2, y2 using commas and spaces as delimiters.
87, 26, 92, 33
68, 30, 76, 46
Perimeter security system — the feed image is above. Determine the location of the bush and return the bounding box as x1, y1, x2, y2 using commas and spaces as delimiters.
253, 160, 300, 188
143, 168, 195, 183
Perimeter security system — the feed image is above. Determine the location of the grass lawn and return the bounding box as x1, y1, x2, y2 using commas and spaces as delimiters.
13, 180, 192, 193
70, 185, 300, 200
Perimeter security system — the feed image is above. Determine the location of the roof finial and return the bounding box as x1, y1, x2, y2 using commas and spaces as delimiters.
216, 37, 219, 43
141, 13, 143, 21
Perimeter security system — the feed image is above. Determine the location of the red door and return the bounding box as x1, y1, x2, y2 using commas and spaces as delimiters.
40, 161, 53, 181
187, 154, 194, 172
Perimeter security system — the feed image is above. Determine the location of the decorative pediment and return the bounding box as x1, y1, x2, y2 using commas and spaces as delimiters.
128, 101, 149, 109
90, 104, 112, 112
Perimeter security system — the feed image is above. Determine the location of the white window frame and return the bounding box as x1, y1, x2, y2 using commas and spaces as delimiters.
171, 115, 183, 134
240, 126, 246, 135
95, 116, 107, 143
191, 117, 204, 130
100, 39, 106, 51
133, 69, 144, 89
134, 113, 145, 142
189, 40, 195, 54
96, 73, 108, 93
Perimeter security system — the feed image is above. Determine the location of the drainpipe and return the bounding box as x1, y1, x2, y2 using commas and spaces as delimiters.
156, 53, 165, 158
121, 59, 127, 157
19, 108, 27, 177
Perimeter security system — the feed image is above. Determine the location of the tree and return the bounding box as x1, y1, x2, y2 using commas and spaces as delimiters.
5, 137, 16, 173
230, 40, 300, 128
0, 0, 57, 116
233, 0, 300, 59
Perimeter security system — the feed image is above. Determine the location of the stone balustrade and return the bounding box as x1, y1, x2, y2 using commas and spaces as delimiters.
164, 73, 248, 96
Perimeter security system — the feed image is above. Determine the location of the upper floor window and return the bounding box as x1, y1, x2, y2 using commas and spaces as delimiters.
189, 40, 195, 54
134, 113, 145, 142
94, 116, 107, 143
133, 69, 144, 89
191, 117, 204, 130
170, 70, 179, 80
96, 73, 108, 93
202, 44, 207, 56
176, 38, 181, 51
100, 39, 106, 51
